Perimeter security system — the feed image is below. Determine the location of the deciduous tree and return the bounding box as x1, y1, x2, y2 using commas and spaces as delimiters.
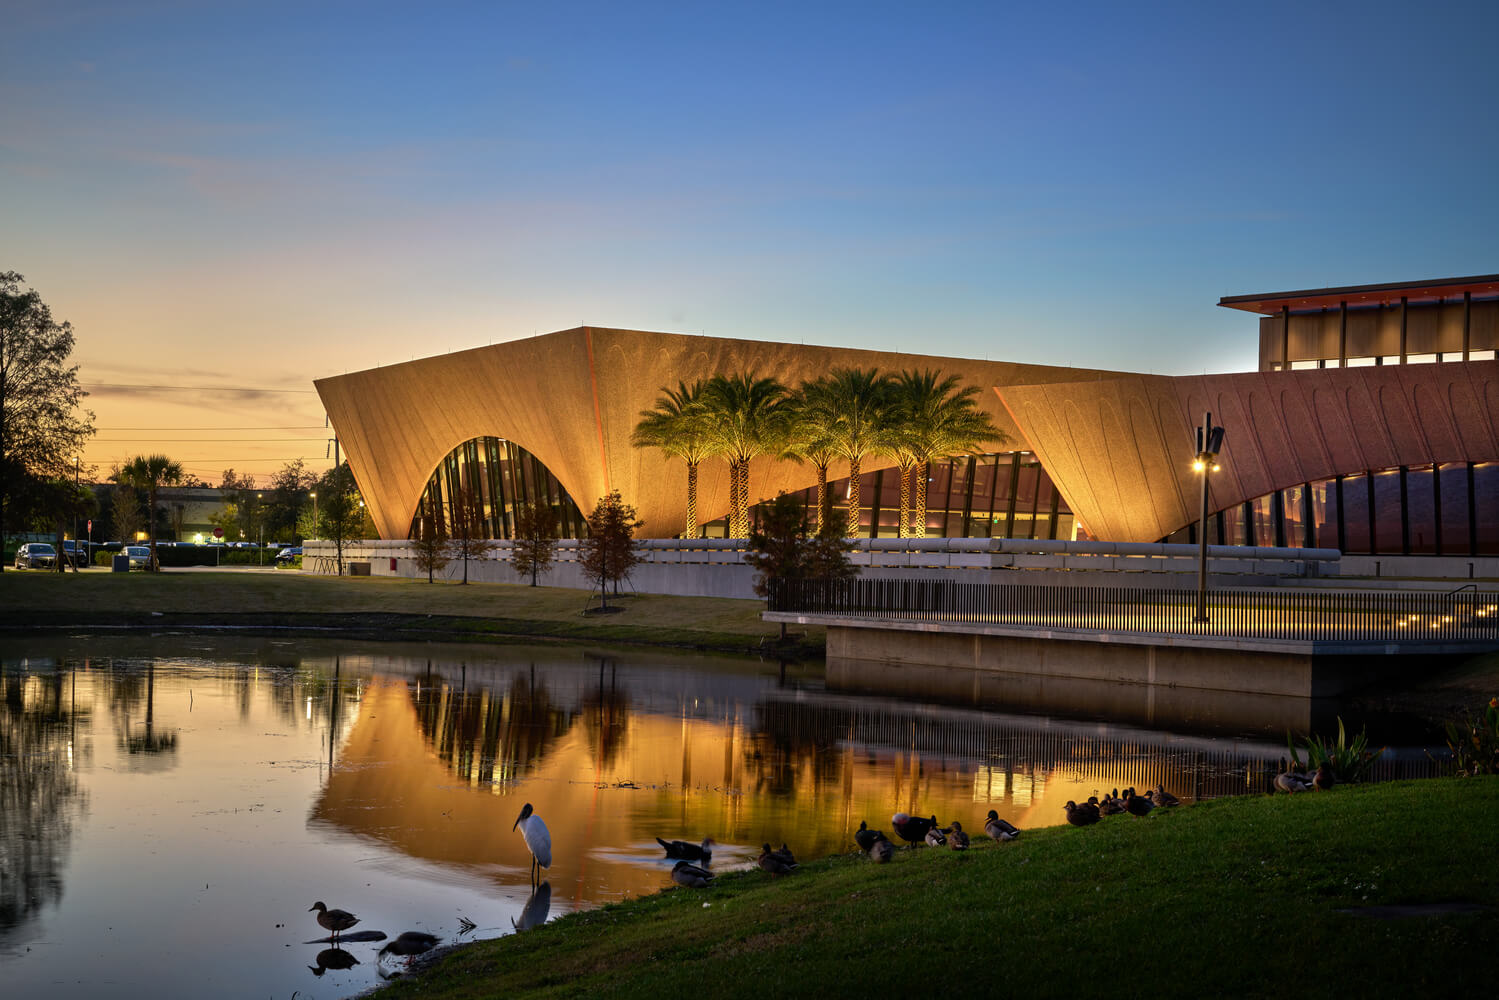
1, 272, 95, 571
315, 462, 365, 576
410, 499, 450, 583
745, 493, 855, 638
580, 490, 642, 611
448, 484, 494, 584
511, 501, 558, 586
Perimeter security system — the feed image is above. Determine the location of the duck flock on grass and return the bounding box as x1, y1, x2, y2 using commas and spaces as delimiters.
306, 772, 1340, 978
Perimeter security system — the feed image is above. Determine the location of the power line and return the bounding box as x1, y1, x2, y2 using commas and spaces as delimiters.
94, 437, 329, 443
97, 425, 326, 431
81, 382, 318, 393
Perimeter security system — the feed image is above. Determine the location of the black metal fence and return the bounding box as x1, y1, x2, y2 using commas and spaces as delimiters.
767, 577, 1499, 643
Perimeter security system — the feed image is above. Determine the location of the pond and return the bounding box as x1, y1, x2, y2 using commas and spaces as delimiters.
0, 635, 1445, 999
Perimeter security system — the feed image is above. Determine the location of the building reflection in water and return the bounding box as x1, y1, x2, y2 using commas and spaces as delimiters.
304, 644, 1444, 912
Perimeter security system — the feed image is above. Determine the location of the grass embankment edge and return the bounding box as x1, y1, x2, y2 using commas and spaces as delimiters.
380, 777, 1499, 1000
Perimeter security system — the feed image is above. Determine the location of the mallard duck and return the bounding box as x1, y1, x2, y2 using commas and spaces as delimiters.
854, 820, 884, 852
671, 860, 714, 888
891, 812, 936, 847
309, 947, 359, 976
758, 843, 798, 876
946, 821, 970, 850
1274, 760, 1315, 794
868, 835, 895, 863
1149, 784, 1180, 808
657, 836, 714, 863
771, 843, 797, 866
379, 932, 440, 959
925, 824, 948, 848
1123, 788, 1154, 817
984, 810, 1020, 841
1063, 800, 1099, 826
1098, 794, 1125, 817
1313, 764, 1336, 792
309, 901, 360, 941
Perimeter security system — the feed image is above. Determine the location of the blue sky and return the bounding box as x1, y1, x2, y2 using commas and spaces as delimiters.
4, 0, 1497, 479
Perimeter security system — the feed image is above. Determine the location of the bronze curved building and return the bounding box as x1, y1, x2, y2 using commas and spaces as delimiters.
314, 274, 1499, 555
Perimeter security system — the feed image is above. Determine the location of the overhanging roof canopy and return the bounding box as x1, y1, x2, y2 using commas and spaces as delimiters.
1218, 273, 1499, 315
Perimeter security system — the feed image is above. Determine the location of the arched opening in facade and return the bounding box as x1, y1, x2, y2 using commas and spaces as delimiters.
698, 451, 1083, 540
1161, 461, 1499, 555
408, 436, 588, 540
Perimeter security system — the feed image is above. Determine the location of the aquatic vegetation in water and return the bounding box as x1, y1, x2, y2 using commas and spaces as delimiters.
1288, 716, 1384, 784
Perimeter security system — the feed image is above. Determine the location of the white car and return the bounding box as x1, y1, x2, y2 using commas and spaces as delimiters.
125, 545, 153, 570
15, 543, 58, 570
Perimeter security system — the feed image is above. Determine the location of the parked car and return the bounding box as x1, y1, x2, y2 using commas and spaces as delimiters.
61, 540, 89, 568
125, 545, 153, 570
15, 542, 58, 570
274, 546, 303, 566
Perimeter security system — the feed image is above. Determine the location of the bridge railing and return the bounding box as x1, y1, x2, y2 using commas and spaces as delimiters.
767, 577, 1499, 643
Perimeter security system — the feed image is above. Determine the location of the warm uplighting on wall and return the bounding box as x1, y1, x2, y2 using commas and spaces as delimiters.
134, 531, 148, 541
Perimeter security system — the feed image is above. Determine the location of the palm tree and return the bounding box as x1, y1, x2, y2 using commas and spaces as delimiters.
119, 453, 183, 571
815, 367, 894, 537
782, 377, 841, 533
631, 380, 713, 538
887, 370, 1004, 538
698, 373, 791, 538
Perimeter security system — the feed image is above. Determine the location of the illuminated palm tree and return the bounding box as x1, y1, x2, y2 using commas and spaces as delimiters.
887, 370, 1004, 538
699, 373, 791, 538
816, 367, 894, 537
119, 453, 183, 571
631, 380, 713, 538
782, 376, 841, 533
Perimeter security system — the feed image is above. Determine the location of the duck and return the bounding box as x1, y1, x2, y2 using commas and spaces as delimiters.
854, 820, 884, 852
657, 836, 714, 863
378, 932, 440, 960
1063, 800, 1099, 827
946, 821, 970, 850
671, 860, 715, 888
891, 812, 937, 847
868, 835, 895, 864
1313, 763, 1336, 792
1098, 793, 1126, 817
770, 843, 797, 867
309, 901, 360, 942
1149, 784, 1181, 808
925, 824, 948, 848
308, 947, 359, 976
1122, 788, 1155, 817
1274, 760, 1315, 794
984, 810, 1020, 841
758, 843, 798, 876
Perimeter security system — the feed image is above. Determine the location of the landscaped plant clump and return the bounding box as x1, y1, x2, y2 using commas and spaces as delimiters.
1288, 716, 1384, 783
1444, 697, 1499, 776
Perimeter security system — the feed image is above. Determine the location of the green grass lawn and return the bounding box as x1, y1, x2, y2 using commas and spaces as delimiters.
0, 569, 820, 654
382, 777, 1498, 1000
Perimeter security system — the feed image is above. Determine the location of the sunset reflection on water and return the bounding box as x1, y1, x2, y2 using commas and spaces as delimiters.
1, 637, 1442, 999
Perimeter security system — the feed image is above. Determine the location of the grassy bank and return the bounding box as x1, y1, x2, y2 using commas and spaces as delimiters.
385, 778, 1498, 999
0, 570, 819, 656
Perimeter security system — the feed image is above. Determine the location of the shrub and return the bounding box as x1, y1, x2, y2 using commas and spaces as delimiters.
1288, 716, 1384, 784
1443, 697, 1499, 776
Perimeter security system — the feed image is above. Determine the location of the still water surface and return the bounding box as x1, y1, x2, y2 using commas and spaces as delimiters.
1, 635, 1441, 999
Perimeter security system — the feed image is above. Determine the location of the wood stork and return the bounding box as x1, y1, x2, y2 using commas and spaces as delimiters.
512, 802, 552, 884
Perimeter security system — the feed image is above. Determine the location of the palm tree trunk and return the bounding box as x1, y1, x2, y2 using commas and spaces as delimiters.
898, 464, 912, 538
732, 460, 751, 538
913, 463, 929, 539
685, 461, 698, 539
726, 459, 744, 538
815, 463, 830, 532
845, 456, 862, 537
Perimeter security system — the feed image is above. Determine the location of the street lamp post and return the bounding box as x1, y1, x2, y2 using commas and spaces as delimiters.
1192, 411, 1226, 624
310, 491, 317, 541
257, 492, 263, 565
